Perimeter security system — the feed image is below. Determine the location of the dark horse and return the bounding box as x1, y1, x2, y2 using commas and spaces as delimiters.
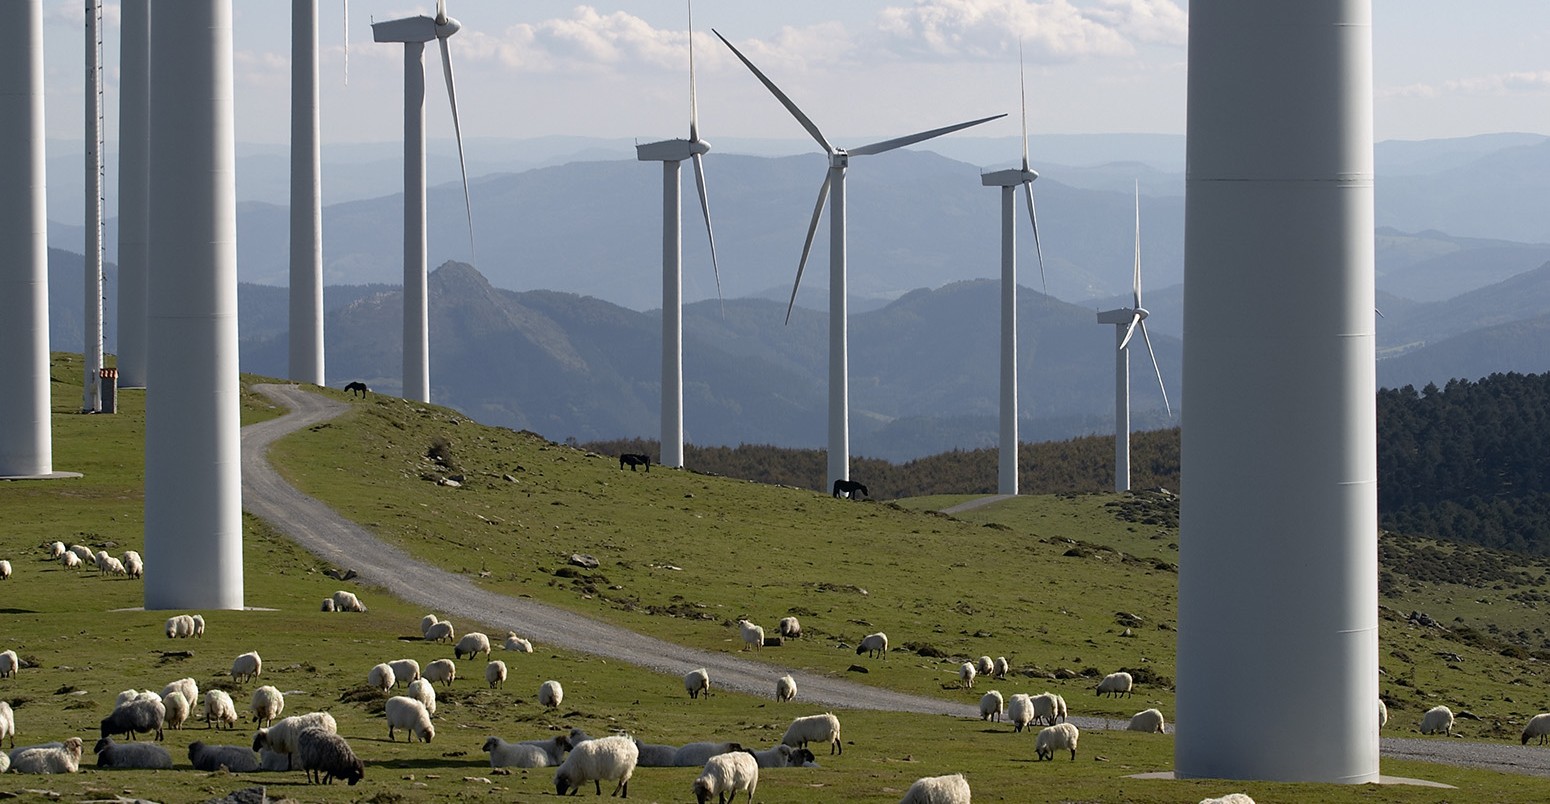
620, 453, 652, 472
344, 381, 370, 398
833, 479, 868, 499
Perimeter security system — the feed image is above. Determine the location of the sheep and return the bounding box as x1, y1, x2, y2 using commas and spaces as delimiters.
259, 747, 290, 771
899, 773, 972, 804
420, 614, 441, 636
94, 549, 114, 574
1420, 705, 1454, 735
538, 679, 564, 709
1096, 671, 1134, 698
101, 696, 165, 741
483, 735, 570, 768
230, 651, 262, 683
102, 556, 127, 576
1053, 693, 1068, 723
61, 551, 82, 569
958, 662, 977, 689
253, 711, 338, 770
297, 726, 365, 785
0, 650, 19, 678
187, 740, 260, 773
486, 660, 508, 688
319, 598, 336, 612
331, 590, 367, 612
741, 742, 811, 768
161, 678, 199, 715
1128, 708, 1166, 733
778, 616, 802, 639
1035, 722, 1080, 761
1008, 693, 1036, 733
48, 541, 65, 559
424, 620, 455, 643
161, 690, 191, 730
776, 674, 797, 703
116, 689, 157, 707
979, 690, 1004, 722
367, 663, 397, 693
993, 656, 1009, 680
635, 740, 679, 767
1522, 713, 1550, 745
567, 727, 596, 746
204, 690, 238, 730
406, 677, 438, 715
389, 658, 421, 686
385, 695, 435, 743
9, 737, 84, 774
693, 749, 759, 804
0, 700, 14, 748
423, 658, 457, 687
503, 631, 534, 652
1029, 692, 1060, 726
856, 632, 888, 659
191, 613, 205, 637
455, 632, 492, 660
0, 560, 11, 580
1379, 698, 1389, 728
69, 544, 93, 562
738, 619, 765, 651
975, 655, 994, 677
0, 751, 7, 773
94, 736, 172, 769
781, 712, 842, 755
685, 667, 711, 699
251, 685, 285, 727
163, 614, 191, 638
122, 550, 143, 579
1198, 796, 1257, 804
553, 734, 639, 798
672, 741, 744, 767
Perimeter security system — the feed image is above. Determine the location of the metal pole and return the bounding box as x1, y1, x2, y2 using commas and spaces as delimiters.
997, 186, 1018, 495
403, 42, 429, 403
117, 0, 150, 388
827, 162, 849, 488
84, 0, 105, 412
661, 161, 684, 468
289, 0, 325, 386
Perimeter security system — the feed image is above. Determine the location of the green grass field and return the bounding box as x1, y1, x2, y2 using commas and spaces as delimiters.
0, 356, 1546, 801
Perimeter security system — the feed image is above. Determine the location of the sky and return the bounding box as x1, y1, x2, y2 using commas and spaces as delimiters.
35, 0, 1550, 152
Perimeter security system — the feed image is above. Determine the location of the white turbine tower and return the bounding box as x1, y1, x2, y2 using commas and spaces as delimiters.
289, 0, 325, 387
373, 0, 475, 403
637, 8, 720, 470
715, 30, 1003, 489
84, 0, 105, 412
979, 53, 1046, 496
117, 0, 150, 390
1095, 185, 1169, 493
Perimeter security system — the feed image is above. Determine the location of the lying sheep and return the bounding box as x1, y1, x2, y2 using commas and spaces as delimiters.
672, 740, 743, 767
368, 663, 397, 694
503, 631, 534, 652
779, 616, 802, 639
979, 690, 1004, 722
1522, 713, 1550, 745
385, 696, 435, 743
958, 662, 977, 689
122, 550, 143, 579
424, 620, 455, 644
1096, 671, 1133, 698
685, 668, 711, 699
539, 679, 564, 709
297, 726, 365, 785
162, 678, 199, 715
204, 690, 238, 730
483, 735, 570, 768
635, 740, 679, 767
188, 740, 259, 773
694, 749, 759, 804
1008, 694, 1035, 733
0, 700, 13, 748
486, 660, 508, 689
230, 651, 262, 683
94, 737, 172, 769
776, 674, 797, 703
1036, 722, 1080, 761
993, 656, 1009, 680
420, 614, 441, 636
331, 590, 367, 612
781, 712, 842, 755
253, 711, 337, 770
856, 632, 888, 659
162, 690, 190, 730
899, 773, 971, 804
455, 632, 492, 660
553, 734, 639, 797
251, 685, 285, 727
1420, 705, 1454, 736
101, 696, 165, 741
738, 619, 765, 651
567, 728, 596, 746
165, 614, 195, 639
9, 736, 84, 774
406, 678, 437, 715
741, 742, 811, 768
1128, 708, 1166, 733
423, 658, 457, 687
389, 659, 421, 687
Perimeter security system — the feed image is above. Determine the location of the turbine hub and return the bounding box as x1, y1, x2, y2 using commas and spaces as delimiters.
829, 151, 848, 169
436, 16, 461, 37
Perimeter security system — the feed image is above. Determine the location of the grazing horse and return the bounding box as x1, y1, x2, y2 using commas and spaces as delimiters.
344, 381, 370, 398
620, 453, 652, 472
833, 479, 869, 499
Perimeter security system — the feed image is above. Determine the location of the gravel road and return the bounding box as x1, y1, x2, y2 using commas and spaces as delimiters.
242, 383, 1550, 778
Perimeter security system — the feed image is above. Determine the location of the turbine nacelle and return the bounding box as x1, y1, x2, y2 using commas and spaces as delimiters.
372, 15, 452, 44
981, 167, 1039, 187
636, 138, 711, 162
1097, 307, 1148, 325
829, 151, 849, 169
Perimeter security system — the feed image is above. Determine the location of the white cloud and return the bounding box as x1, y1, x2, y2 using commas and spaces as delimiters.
1382, 70, 1550, 100
874, 0, 1185, 62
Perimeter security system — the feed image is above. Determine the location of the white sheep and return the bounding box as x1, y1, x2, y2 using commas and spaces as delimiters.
693, 749, 759, 804
0, 560, 11, 580
958, 662, 977, 689
161, 678, 199, 716
856, 632, 889, 659
993, 656, 1009, 680
503, 631, 533, 652
1096, 671, 1134, 698
61, 551, 82, 570
116, 689, 158, 707
253, 711, 338, 771
420, 614, 441, 636
1198, 795, 1257, 804
776, 674, 797, 703
553, 734, 638, 797
406, 678, 438, 715
69, 544, 93, 562
738, 619, 765, 651
1053, 693, 1068, 723
0, 650, 20, 678
778, 616, 802, 639
204, 690, 238, 730
975, 655, 994, 676
164, 615, 194, 639
251, 685, 285, 727
672, 741, 744, 767
1035, 722, 1080, 761
0, 700, 14, 748
1420, 705, 1454, 735
423, 658, 457, 687
319, 598, 336, 612
483, 735, 569, 768
424, 620, 455, 644
102, 555, 127, 576
1008, 693, 1035, 733
740, 743, 806, 768
486, 660, 508, 688
385, 696, 435, 743
94, 549, 113, 574
781, 712, 842, 755
122, 550, 143, 579
979, 690, 1004, 722
539, 679, 564, 709
191, 614, 205, 637
368, 663, 397, 693
1378, 698, 1389, 728
455, 632, 492, 660
1029, 692, 1060, 726
1128, 708, 1165, 733
162, 690, 191, 730
685, 668, 711, 699
899, 773, 971, 804
47, 541, 65, 559
389, 658, 421, 687
9, 736, 84, 774
1522, 713, 1550, 745
331, 590, 367, 612
230, 651, 262, 683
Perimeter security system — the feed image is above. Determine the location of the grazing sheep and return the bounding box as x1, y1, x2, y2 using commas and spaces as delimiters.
685, 668, 711, 699
635, 740, 679, 767
122, 550, 143, 579
993, 656, 1009, 680
187, 740, 259, 773
406, 678, 438, 715
1029, 693, 1060, 726
423, 658, 457, 687
741, 742, 809, 768
164, 614, 194, 638
94, 736, 172, 769
162, 690, 191, 730
1522, 713, 1550, 745
93, 549, 113, 574
1198, 796, 1257, 804
204, 690, 238, 730
0, 700, 14, 748
101, 696, 165, 741
1128, 708, 1166, 733
486, 660, 508, 689
1053, 693, 1069, 723
116, 689, 157, 707
48, 541, 65, 559
778, 616, 802, 639
781, 712, 842, 755
9, 736, 84, 774
0, 560, 11, 580
424, 620, 455, 643
503, 631, 534, 652
387, 658, 419, 684
367, 663, 397, 693
738, 619, 765, 651
979, 690, 1004, 722
319, 598, 336, 612
958, 662, 977, 689
899, 773, 972, 804
251, 685, 285, 727
538, 679, 564, 709
776, 674, 797, 703
0, 650, 19, 678
1096, 671, 1134, 698
553, 734, 639, 797
331, 590, 367, 612
420, 614, 440, 636
1008, 693, 1035, 733
191, 614, 205, 637
455, 632, 492, 660
61, 551, 82, 569
693, 749, 759, 804
69, 544, 93, 562
483, 735, 571, 768
1035, 722, 1080, 761
975, 656, 994, 677
856, 632, 889, 659
385, 696, 435, 743
672, 741, 744, 767
102, 556, 127, 576
1420, 705, 1454, 735
253, 711, 338, 770
1379, 698, 1389, 728
230, 651, 262, 683
161, 678, 199, 716
297, 726, 365, 785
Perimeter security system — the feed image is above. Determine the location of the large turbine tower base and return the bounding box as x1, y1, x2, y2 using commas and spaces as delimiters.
1177, 0, 1377, 782
289, 0, 325, 387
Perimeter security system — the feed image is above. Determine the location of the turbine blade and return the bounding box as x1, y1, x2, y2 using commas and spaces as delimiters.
691, 152, 723, 317
1019, 40, 1029, 171
1025, 181, 1046, 294
439, 36, 475, 262
1139, 320, 1171, 417
848, 113, 1007, 157
787, 172, 832, 325
1119, 312, 1141, 352
436, 0, 446, 25
1132, 181, 1142, 308
343, 0, 349, 86
713, 29, 832, 153
687, 0, 699, 142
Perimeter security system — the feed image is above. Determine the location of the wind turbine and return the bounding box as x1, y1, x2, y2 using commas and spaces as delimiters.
637, 6, 720, 470
290, 0, 325, 387
1095, 184, 1169, 492
979, 50, 1046, 496
373, 0, 475, 403
714, 30, 1004, 489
